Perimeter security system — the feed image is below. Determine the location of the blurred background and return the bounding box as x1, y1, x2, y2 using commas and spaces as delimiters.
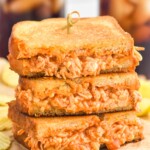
0, 2, 150, 148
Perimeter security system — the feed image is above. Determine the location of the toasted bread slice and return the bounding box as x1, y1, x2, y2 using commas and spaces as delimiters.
9, 16, 133, 59
16, 72, 142, 116
9, 101, 143, 150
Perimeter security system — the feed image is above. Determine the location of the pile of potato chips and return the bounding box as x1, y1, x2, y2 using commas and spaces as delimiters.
0, 57, 18, 149
0, 95, 13, 149
0, 132, 11, 150
0, 57, 19, 88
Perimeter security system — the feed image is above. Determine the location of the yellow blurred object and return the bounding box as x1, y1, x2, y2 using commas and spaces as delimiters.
138, 77, 150, 116
0, 105, 12, 131
0, 106, 8, 118
0, 96, 12, 133
139, 77, 150, 99
0, 132, 11, 150
0, 94, 14, 106
1, 63, 19, 88
137, 98, 150, 117
0, 118, 12, 131
0, 57, 8, 75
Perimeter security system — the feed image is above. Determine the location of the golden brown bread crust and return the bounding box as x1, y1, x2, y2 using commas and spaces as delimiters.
16, 101, 136, 117
18, 72, 140, 92
13, 129, 28, 149
9, 16, 133, 59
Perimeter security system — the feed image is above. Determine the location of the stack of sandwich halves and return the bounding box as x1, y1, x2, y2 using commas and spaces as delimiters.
8, 16, 144, 150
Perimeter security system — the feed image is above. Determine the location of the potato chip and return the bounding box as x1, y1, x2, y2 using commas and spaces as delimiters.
0, 94, 13, 106
1, 63, 19, 88
0, 58, 8, 75
0, 132, 11, 150
137, 98, 150, 117
139, 78, 150, 99
0, 118, 12, 131
0, 106, 8, 118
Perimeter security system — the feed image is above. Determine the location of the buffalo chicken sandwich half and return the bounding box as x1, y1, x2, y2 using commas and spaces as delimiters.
8, 16, 142, 79
9, 101, 144, 150
16, 72, 141, 116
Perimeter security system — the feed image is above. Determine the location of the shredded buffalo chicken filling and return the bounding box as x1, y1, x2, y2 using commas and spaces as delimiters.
15, 117, 143, 150
100, 117, 144, 149
26, 53, 137, 79
16, 86, 142, 114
